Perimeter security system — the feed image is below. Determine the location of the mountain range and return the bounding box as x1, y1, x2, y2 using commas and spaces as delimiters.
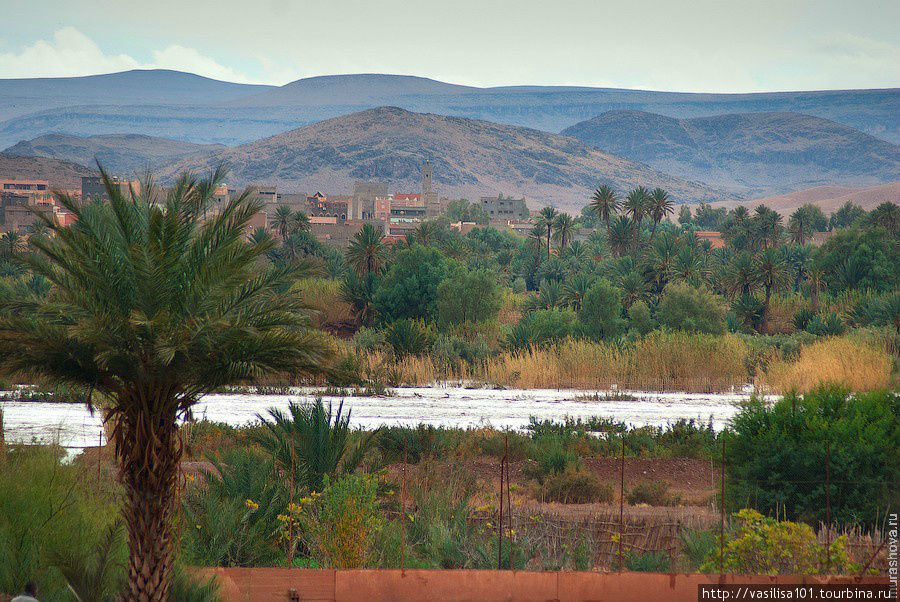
0, 153, 96, 189
561, 111, 900, 196
155, 106, 722, 210
0, 70, 897, 148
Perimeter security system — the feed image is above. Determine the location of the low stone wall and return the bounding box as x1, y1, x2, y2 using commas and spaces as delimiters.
197, 568, 889, 601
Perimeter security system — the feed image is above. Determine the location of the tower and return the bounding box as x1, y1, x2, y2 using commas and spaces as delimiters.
423, 161, 442, 218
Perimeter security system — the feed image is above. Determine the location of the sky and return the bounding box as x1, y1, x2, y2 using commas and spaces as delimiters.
0, 0, 898, 92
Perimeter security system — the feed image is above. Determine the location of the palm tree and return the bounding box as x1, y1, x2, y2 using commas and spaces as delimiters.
552, 213, 576, 251
623, 187, 650, 251
589, 185, 619, 237
0, 166, 334, 600
752, 206, 783, 249
413, 221, 440, 247
538, 206, 559, 259
341, 271, 379, 325
346, 223, 387, 275
648, 187, 673, 242
249, 226, 272, 246
868, 202, 900, 235
805, 266, 826, 311
293, 210, 311, 233
723, 252, 759, 297
608, 216, 633, 257
272, 205, 295, 241
251, 399, 376, 492
787, 207, 813, 245
753, 246, 789, 313
0, 231, 25, 257
561, 272, 592, 310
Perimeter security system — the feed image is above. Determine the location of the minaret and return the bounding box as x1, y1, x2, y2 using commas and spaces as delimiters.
423, 161, 440, 218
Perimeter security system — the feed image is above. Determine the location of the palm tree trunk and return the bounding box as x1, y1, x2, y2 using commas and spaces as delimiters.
546, 226, 552, 260
649, 218, 659, 242
119, 403, 181, 602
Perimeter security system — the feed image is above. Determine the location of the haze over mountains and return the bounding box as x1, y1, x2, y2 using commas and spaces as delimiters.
157, 107, 722, 210
562, 111, 900, 196
0, 70, 896, 148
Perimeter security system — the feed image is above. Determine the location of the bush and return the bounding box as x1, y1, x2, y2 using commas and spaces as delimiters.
578, 279, 626, 340
298, 474, 382, 568
727, 387, 899, 525
506, 308, 576, 348
625, 551, 672, 572
377, 425, 451, 464
657, 282, 726, 334
627, 300, 655, 336
353, 326, 386, 353
678, 528, 716, 570
700, 509, 849, 575
385, 319, 433, 357
804, 312, 844, 336
538, 468, 614, 504
436, 269, 501, 326
373, 245, 455, 321
626, 481, 679, 506
526, 435, 580, 482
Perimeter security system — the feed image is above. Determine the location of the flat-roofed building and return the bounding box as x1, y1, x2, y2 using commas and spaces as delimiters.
0, 179, 51, 202
81, 176, 139, 202
480, 194, 529, 220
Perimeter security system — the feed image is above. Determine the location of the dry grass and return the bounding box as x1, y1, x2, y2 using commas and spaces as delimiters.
294, 278, 354, 327
759, 336, 894, 393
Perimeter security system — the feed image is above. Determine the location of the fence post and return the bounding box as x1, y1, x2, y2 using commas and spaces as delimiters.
719, 437, 726, 582
506, 435, 512, 571
498, 442, 505, 570
825, 439, 831, 574
618, 435, 625, 571
0, 407, 5, 467
97, 429, 103, 486
288, 444, 295, 567
401, 440, 407, 574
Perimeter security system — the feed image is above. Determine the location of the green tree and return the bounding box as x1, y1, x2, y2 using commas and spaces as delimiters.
373, 245, 454, 321
0, 167, 333, 600
814, 226, 899, 293
829, 202, 866, 230
435, 268, 501, 326
538, 206, 559, 260
552, 213, 576, 251
656, 282, 726, 334
627, 299, 656, 336
578, 279, 626, 340
589, 185, 619, 237
753, 247, 789, 313
623, 187, 650, 251
346, 223, 387, 275
648, 187, 673, 242
271, 205, 295, 241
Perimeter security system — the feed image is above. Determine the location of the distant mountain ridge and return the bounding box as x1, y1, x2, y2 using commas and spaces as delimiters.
0, 70, 896, 148
158, 106, 723, 210
561, 110, 900, 195
0, 153, 96, 189
3, 133, 225, 175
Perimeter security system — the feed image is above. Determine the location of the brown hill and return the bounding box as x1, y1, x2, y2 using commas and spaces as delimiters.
709, 181, 900, 216
0, 153, 96, 189
159, 106, 722, 211
3, 133, 224, 176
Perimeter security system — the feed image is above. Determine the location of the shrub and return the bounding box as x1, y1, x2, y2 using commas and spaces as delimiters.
657, 282, 726, 334
625, 551, 672, 572
727, 387, 899, 525
373, 245, 455, 321
506, 308, 576, 348
700, 509, 849, 575
793, 308, 815, 331
377, 425, 451, 464
385, 319, 433, 357
298, 474, 382, 568
678, 528, 716, 570
526, 435, 580, 482
627, 300, 655, 336
626, 481, 678, 506
804, 312, 844, 336
436, 269, 501, 326
353, 326, 386, 353
578, 279, 626, 340
538, 468, 614, 504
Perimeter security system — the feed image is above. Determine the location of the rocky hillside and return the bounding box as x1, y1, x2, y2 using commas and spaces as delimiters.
709, 181, 900, 216
159, 107, 722, 211
0, 153, 96, 189
4, 133, 224, 176
561, 110, 900, 196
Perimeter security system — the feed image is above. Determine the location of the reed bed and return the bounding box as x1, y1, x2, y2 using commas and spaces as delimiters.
759, 336, 894, 393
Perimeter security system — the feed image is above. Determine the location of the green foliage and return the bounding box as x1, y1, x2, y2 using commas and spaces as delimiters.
815, 226, 899, 293
700, 509, 849, 575
578, 279, 626, 340
374, 245, 455, 321
727, 387, 899, 525
297, 474, 382, 568
377, 425, 452, 464
804, 312, 844, 336
436, 269, 501, 326
251, 399, 375, 493
657, 282, 726, 334
506, 308, 576, 348
627, 299, 655, 336
385, 319, 433, 356
625, 550, 672, 572
526, 435, 581, 482
678, 528, 716, 570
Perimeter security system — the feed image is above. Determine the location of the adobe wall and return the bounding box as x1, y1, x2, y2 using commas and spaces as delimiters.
197, 568, 890, 602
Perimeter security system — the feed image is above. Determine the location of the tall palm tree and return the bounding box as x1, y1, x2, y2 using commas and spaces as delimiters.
753, 246, 789, 313
623, 187, 650, 251
752, 206, 783, 249
0, 166, 334, 601
648, 187, 673, 242
868, 202, 900, 236
608, 216, 633, 257
413, 221, 440, 247
538, 206, 559, 259
787, 207, 813, 245
552, 213, 576, 251
272, 205, 295, 241
293, 210, 311, 233
723, 252, 759, 297
0, 231, 25, 257
346, 223, 387, 275
589, 185, 619, 237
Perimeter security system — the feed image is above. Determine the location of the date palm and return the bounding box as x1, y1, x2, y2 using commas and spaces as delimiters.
552, 213, 576, 251
608, 215, 633, 257
787, 207, 813, 245
538, 206, 559, 259
623, 187, 650, 251
272, 205, 295, 241
753, 246, 789, 313
0, 166, 334, 601
346, 223, 387, 275
589, 185, 618, 237
648, 187, 673, 242
0, 231, 25, 257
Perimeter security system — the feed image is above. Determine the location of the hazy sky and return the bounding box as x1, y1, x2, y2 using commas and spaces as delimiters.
0, 0, 898, 92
